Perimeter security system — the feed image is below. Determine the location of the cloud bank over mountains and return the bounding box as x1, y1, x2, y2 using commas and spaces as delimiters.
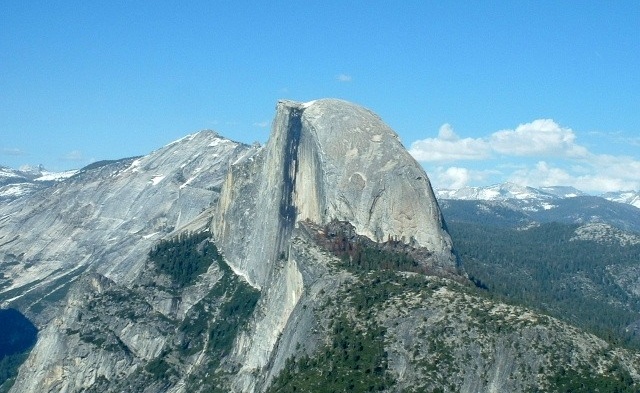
409, 120, 640, 193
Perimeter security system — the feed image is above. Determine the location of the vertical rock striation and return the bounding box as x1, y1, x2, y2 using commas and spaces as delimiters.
2, 99, 460, 393
213, 98, 458, 288
212, 98, 460, 390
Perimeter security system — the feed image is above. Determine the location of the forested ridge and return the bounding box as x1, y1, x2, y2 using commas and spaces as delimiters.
449, 221, 640, 347
148, 231, 221, 287
269, 225, 640, 392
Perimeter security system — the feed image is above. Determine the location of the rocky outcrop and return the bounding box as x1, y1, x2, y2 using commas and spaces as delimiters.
0, 131, 254, 312
213, 99, 458, 288
0, 131, 256, 393
5, 98, 634, 393
211, 99, 460, 390
266, 266, 640, 393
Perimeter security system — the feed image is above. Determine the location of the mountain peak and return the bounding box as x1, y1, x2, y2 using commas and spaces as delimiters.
4, 101, 640, 393
214, 98, 458, 286
436, 182, 638, 209
209, 98, 460, 387
436, 182, 553, 201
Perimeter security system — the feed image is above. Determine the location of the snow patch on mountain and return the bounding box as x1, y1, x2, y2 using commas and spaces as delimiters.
34, 170, 78, 182
436, 182, 556, 202
602, 191, 640, 209
436, 183, 640, 211
150, 175, 166, 185
0, 183, 38, 199
0, 166, 78, 202
538, 186, 587, 199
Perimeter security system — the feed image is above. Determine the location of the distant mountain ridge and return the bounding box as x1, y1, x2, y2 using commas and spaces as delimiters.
0, 165, 77, 202
435, 183, 640, 234
2, 103, 640, 392
601, 190, 640, 209
436, 182, 640, 209
437, 184, 640, 355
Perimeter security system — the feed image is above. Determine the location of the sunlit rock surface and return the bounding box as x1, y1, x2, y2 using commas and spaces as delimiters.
211, 99, 459, 390
213, 99, 457, 289
3, 100, 633, 393
1, 131, 256, 393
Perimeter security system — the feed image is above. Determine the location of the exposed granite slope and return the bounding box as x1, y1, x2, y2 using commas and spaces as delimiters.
213, 99, 458, 289
4, 99, 633, 393
1, 131, 256, 393
0, 131, 254, 311
211, 99, 460, 391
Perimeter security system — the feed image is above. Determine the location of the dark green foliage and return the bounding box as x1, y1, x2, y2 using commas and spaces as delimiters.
180, 255, 260, 390
267, 269, 431, 392
339, 242, 420, 273
177, 301, 209, 356
208, 282, 260, 357
145, 357, 175, 380
0, 352, 30, 393
267, 222, 459, 391
441, 197, 640, 233
450, 221, 640, 347
347, 270, 441, 313
138, 234, 260, 390
149, 231, 221, 287
549, 363, 637, 392
177, 254, 260, 360
440, 200, 529, 228
267, 316, 393, 393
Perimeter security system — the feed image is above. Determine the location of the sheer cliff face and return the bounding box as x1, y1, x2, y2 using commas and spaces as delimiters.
1, 100, 461, 393
210, 99, 460, 391
213, 99, 458, 288
4, 100, 639, 393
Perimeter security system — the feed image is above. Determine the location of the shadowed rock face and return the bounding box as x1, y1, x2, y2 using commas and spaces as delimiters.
0, 99, 462, 393
211, 99, 461, 391
213, 99, 459, 289
2, 99, 637, 393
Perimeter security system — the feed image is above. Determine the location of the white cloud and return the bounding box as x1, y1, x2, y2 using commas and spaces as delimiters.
409, 124, 491, 162
436, 124, 457, 141
427, 166, 499, 190
588, 130, 640, 147
575, 176, 639, 193
508, 161, 574, 187
580, 154, 640, 191
410, 119, 589, 164
490, 119, 588, 158
438, 167, 471, 189
410, 119, 640, 193
507, 157, 640, 193
336, 74, 352, 82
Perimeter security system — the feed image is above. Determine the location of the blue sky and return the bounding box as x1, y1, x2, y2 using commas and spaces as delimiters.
1, 1, 638, 192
